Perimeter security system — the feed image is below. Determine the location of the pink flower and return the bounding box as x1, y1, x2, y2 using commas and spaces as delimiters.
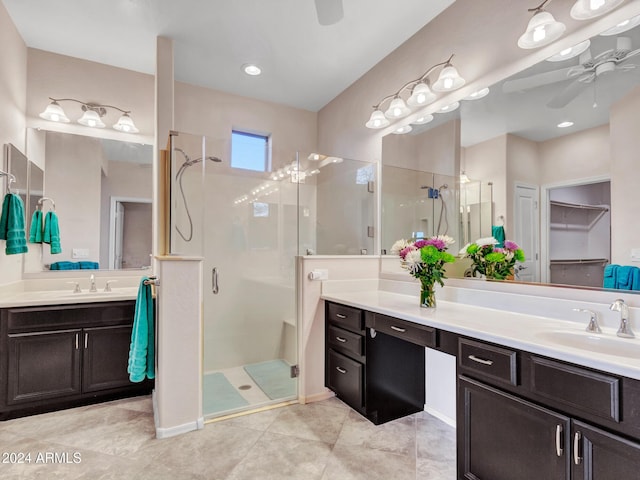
399, 246, 415, 259
504, 240, 519, 251
414, 239, 428, 249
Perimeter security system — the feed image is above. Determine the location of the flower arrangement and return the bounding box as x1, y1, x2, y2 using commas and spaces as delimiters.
391, 235, 456, 307
460, 236, 525, 280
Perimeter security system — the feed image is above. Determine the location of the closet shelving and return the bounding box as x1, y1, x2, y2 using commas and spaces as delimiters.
549, 200, 609, 230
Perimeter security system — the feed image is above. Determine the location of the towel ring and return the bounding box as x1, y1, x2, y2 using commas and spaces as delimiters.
37, 197, 56, 211
0, 170, 16, 194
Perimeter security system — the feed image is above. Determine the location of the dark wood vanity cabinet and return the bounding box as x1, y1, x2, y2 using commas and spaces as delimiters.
0, 301, 152, 419
324, 301, 427, 425
458, 337, 640, 480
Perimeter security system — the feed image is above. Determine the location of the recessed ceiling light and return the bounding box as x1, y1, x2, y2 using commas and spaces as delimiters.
558, 121, 574, 128
242, 64, 262, 76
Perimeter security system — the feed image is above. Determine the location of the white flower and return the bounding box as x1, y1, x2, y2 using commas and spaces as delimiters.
436, 235, 455, 247
404, 248, 423, 269
476, 236, 499, 247
390, 239, 411, 255
458, 243, 471, 256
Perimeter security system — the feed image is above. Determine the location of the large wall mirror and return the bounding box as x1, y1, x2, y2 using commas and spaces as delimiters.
381, 14, 640, 292
24, 129, 153, 273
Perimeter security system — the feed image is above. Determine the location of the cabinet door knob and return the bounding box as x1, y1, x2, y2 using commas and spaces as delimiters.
573, 431, 582, 465
335, 336, 347, 343
391, 326, 406, 333
336, 366, 347, 374
555, 424, 564, 457
468, 355, 494, 366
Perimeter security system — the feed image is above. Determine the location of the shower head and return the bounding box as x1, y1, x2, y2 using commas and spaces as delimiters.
206, 156, 222, 163
439, 184, 448, 190
174, 147, 191, 163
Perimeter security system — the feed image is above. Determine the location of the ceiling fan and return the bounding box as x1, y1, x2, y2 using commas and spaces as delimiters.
503, 36, 640, 108
314, 0, 344, 25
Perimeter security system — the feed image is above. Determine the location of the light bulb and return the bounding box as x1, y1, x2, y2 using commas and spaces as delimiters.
533, 25, 546, 43
444, 78, 453, 89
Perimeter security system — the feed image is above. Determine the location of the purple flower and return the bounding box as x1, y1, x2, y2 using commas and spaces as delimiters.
399, 246, 415, 259
414, 239, 428, 249
494, 247, 505, 254
504, 240, 519, 251
424, 238, 446, 250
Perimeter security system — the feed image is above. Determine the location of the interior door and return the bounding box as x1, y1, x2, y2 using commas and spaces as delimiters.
514, 183, 540, 282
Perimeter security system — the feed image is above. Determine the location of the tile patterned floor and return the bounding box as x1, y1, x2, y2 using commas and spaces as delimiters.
0, 395, 456, 480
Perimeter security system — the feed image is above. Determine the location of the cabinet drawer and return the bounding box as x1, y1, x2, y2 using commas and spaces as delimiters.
327, 325, 363, 358
327, 350, 364, 409
326, 303, 363, 333
459, 338, 518, 386
530, 356, 620, 422
373, 314, 436, 347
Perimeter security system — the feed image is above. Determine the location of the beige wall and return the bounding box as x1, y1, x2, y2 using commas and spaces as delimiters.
610, 85, 640, 264
0, 2, 27, 285
316, 0, 639, 163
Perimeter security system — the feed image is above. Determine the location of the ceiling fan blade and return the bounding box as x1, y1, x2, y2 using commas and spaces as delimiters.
315, 0, 344, 25
502, 66, 575, 93
547, 79, 588, 109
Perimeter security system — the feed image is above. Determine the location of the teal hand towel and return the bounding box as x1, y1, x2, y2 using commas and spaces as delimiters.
603, 264, 617, 289
29, 209, 44, 243
492, 225, 506, 249
128, 277, 155, 382
0, 193, 28, 255
43, 211, 62, 254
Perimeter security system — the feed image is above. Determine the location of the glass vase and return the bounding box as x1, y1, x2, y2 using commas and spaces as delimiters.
420, 279, 436, 308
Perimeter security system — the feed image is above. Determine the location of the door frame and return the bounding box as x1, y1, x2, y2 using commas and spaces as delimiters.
513, 182, 540, 282
540, 175, 610, 284
108, 196, 152, 270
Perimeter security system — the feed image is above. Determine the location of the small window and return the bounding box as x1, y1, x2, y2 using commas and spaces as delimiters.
231, 130, 269, 172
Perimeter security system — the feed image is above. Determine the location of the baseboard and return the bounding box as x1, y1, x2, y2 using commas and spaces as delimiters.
299, 390, 334, 404
155, 419, 203, 439
424, 404, 456, 428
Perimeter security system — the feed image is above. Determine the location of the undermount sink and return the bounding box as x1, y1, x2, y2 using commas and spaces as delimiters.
535, 330, 640, 359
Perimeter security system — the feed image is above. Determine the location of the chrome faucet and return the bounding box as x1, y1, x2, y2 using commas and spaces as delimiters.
573, 308, 602, 333
610, 299, 635, 339
89, 274, 97, 293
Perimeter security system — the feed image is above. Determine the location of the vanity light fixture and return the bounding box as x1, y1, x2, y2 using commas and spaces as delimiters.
546, 39, 591, 61
570, 0, 625, 20
413, 114, 434, 125
600, 14, 640, 35
39, 97, 139, 133
365, 54, 466, 129
557, 120, 574, 128
439, 101, 460, 113
463, 87, 490, 100
518, 1, 566, 49
392, 125, 413, 135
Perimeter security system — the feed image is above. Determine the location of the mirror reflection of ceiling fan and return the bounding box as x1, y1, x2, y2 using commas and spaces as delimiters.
314, 0, 344, 25
503, 36, 640, 108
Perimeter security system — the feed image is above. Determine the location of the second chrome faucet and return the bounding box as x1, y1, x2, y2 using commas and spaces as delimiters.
610, 298, 635, 339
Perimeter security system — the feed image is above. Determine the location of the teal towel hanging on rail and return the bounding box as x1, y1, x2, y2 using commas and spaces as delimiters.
0, 193, 28, 255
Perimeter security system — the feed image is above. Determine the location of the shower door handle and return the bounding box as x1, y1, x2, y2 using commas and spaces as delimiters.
212, 267, 219, 294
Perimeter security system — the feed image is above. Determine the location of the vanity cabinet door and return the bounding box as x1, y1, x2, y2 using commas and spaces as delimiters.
571, 420, 640, 480
82, 325, 134, 392
7, 329, 82, 404
459, 376, 570, 480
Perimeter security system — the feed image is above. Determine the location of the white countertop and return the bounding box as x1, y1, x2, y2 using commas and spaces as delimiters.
321, 289, 640, 380
0, 287, 139, 308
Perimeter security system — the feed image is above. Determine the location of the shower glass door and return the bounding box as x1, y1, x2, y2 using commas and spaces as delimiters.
170, 132, 298, 419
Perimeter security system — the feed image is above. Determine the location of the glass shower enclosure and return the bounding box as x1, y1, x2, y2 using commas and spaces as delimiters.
169, 132, 298, 419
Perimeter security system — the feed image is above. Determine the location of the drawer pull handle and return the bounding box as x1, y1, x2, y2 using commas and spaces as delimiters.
335, 336, 347, 343
84, 333, 88, 349
75, 333, 79, 350
336, 313, 347, 319
573, 431, 582, 465
468, 355, 493, 366
555, 425, 563, 457
336, 366, 347, 374
390, 326, 406, 333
